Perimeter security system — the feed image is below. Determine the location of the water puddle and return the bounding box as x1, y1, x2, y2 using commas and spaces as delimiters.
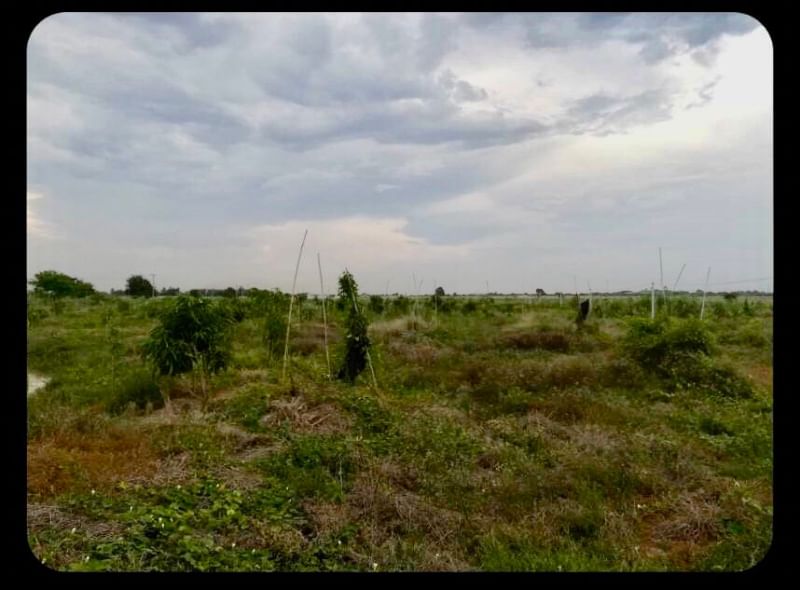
27, 373, 50, 396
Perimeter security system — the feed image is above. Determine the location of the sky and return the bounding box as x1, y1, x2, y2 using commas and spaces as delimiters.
27, 12, 773, 295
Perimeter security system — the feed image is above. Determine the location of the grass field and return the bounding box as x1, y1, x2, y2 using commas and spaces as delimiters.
26, 291, 773, 572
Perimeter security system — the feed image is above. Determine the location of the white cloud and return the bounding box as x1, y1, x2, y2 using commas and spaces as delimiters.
27, 191, 57, 239
248, 216, 471, 292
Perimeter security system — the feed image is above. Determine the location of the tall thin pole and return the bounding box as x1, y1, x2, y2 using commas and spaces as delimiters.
150, 274, 156, 298
282, 229, 308, 381
587, 281, 593, 318
700, 267, 711, 320
412, 273, 418, 330
317, 253, 331, 380
673, 263, 686, 292
659, 247, 665, 302
349, 286, 378, 389
433, 277, 438, 327
651, 282, 656, 319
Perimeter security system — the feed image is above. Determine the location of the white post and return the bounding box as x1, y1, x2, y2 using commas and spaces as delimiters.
150, 274, 156, 298
412, 273, 418, 330
282, 229, 308, 381
317, 253, 331, 380
673, 263, 686, 292
700, 267, 711, 320
651, 282, 656, 319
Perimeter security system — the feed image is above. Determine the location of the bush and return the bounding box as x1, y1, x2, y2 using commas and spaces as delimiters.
620, 317, 753, 396
107, 371, 164, 414
621, 317, 714, 376
140, 296, 234, 407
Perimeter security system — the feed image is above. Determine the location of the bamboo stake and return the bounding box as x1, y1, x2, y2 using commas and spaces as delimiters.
700, 267, 711, 320
317, 253, 331, 380
348, 285, 378, 389
282, 229, 308, 381
587, 281, 593, 319
651, 282, 656, 319
673, 263, 686, 292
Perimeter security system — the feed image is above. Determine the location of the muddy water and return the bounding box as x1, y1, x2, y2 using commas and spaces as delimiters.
27, 373, 50, 396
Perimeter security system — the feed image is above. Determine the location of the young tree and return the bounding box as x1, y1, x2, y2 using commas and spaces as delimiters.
126, 275, 155, 298
141, 295, 234, 409
336, 270, 374, 384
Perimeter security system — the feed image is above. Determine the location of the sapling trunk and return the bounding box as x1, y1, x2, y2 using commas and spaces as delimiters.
317, 253, 331, 380
282, 229, 308, 381
349, 288, 378, 389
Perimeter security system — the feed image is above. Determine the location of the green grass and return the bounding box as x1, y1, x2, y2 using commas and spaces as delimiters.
27, 292, 773, 571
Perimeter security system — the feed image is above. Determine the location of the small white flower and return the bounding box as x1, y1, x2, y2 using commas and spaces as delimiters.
71, 527, 76, 534
84, 556, 90, 562
338, 540, 342, 546
177, 484, 181, 489
91, 489, 96, 495
231, 542, 236, 548
372, 562, 378, 570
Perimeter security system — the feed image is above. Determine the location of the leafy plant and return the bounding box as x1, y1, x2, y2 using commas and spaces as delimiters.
336, 270, 372, 384
140, 296, 234, 408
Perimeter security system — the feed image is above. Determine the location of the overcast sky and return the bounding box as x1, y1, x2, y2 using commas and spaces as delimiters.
27, 12, 772, 294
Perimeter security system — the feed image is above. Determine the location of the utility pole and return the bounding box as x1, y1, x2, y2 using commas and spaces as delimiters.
150, 274, 156, 298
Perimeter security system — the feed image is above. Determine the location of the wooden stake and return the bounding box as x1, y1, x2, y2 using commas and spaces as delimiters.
349, 286, 378, 389
651, 282, 656, 319
700, 267, 711, 320
282, 229, 308, 381
317, 253, 331, 380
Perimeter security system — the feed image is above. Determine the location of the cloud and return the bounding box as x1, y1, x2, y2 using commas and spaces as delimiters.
26, 13, 771, 293
27, 191, 57, 239
560, 87, 676, 135
510, 13, 760, 65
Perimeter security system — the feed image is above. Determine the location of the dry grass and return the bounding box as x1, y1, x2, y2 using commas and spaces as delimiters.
27, 426, 161, 498
259, 395, 353, 435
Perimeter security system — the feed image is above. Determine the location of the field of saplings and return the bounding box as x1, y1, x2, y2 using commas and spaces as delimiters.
26, 280, 772, 571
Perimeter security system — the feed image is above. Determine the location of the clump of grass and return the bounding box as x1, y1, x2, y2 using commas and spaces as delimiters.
498, 330, 572, 352
107, 370, 164, 415
620, 318, 754, 397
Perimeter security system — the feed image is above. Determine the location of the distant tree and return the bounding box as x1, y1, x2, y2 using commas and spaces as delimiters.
536, 288, 546, 297
723, 292, 738, 301
223, 287, 237, 298
126, 275, 155, 298
435, 286, 445, 297
160, 287, 180, 296
29, 270, 95, 298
